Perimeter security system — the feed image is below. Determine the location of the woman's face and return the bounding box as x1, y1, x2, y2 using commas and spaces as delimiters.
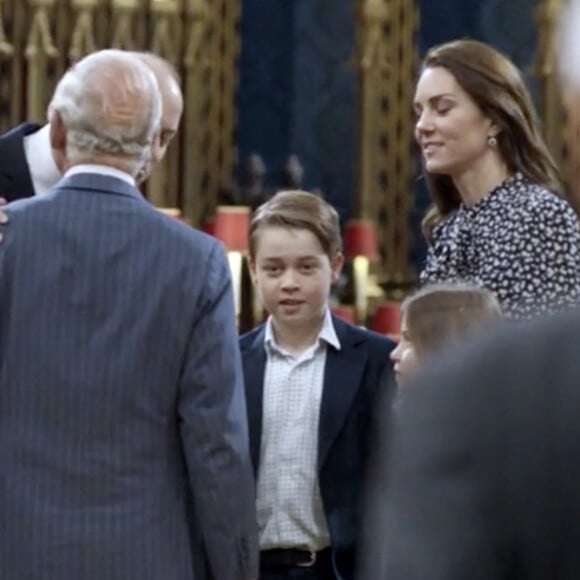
413, 66, 497, 177
390, 313, 419, 385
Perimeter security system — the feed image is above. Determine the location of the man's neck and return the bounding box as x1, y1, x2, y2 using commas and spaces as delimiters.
63, 163, 136, 187
64, 154, 137, 177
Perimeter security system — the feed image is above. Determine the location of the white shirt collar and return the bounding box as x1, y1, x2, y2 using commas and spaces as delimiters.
22, 125, 62, 195
64, 164, 136, 187
264, 307, 341, 353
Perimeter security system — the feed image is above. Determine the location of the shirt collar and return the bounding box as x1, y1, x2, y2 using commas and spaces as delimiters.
64, 164, 136, 187
264, 307, 341, 353
22, 125, 62, 195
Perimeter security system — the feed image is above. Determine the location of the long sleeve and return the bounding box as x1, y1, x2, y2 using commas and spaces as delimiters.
177, 241, 259, 580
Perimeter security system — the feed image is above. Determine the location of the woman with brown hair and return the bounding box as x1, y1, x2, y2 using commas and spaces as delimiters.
415, 39, 580, 319
391, 282, 503, 385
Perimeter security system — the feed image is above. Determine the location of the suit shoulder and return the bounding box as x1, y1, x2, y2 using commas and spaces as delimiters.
0, 122, 40, 145
239, 324, 265, 349
4, 194, 53, 222
148, 210, 222, 253
346, 323, 396, 354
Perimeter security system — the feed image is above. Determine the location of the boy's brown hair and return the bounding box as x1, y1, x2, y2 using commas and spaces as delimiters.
248, 190, 342, 259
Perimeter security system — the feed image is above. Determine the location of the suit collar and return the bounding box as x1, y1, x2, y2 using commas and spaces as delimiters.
56, 172, 146, 203
64, 164, 136, 187
264, 308, 341, 354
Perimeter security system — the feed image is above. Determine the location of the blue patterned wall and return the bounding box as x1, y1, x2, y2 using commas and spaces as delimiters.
237, 1, 295, 184
238, 0, 357, 222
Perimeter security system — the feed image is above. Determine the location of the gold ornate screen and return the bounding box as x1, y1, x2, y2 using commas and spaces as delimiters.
535, 0, 580, 213
0, 0, 241, 227
356, 0, 418, 291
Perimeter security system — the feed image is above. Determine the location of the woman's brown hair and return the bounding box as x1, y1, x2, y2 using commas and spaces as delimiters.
403, 282, 503, 358
419, 39, 565, 239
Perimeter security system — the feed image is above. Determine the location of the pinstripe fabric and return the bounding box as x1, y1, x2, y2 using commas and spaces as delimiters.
0, 173, 258, 580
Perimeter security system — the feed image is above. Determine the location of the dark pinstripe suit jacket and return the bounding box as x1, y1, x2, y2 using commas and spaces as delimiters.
0, 173, 258, 580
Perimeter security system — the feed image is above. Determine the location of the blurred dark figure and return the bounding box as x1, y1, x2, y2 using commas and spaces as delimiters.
361, 306, 580, 580
281, 154, 304, 189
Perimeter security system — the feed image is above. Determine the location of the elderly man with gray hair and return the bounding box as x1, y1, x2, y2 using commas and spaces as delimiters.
0, 50, 258, 580
0, 49, 183, 203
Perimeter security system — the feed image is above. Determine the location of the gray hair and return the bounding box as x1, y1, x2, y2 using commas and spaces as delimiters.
48, 49, 162, 167
132, 51, 181, 85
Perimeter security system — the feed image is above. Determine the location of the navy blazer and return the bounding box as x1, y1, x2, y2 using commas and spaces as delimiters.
0, 122, 42, 201
240, 316, 396, 580
0, 173, 258, 580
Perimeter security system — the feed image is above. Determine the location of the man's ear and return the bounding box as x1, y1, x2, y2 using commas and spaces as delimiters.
49, 111, 67, 152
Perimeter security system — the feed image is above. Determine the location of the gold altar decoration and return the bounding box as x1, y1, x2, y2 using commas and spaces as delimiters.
110, 0, 139, 50
0, 0, 13, 57
355, 0, 417, 295
0, 0, 241, 231
534, 0, 565, 171
181, 0, 212, 224
534, 0, 580, 214
181, 0, 239, 226
146, 0, 181, 209
69, 0, 99, 62
25, 0, 58, 120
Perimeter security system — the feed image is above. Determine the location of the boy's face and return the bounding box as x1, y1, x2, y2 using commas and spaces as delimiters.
250, 226, 343, 329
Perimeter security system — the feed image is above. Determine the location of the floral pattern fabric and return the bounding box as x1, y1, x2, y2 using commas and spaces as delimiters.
420, 174, 580, 319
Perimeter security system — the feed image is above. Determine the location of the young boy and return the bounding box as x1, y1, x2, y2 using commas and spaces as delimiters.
239, 190, 396, 580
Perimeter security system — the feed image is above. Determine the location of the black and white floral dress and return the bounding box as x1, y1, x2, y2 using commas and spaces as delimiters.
420, 174, 580, 319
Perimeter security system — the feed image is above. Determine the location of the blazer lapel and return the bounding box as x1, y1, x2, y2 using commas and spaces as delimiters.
318, 318, 367, 470
241, 329, 267, 476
